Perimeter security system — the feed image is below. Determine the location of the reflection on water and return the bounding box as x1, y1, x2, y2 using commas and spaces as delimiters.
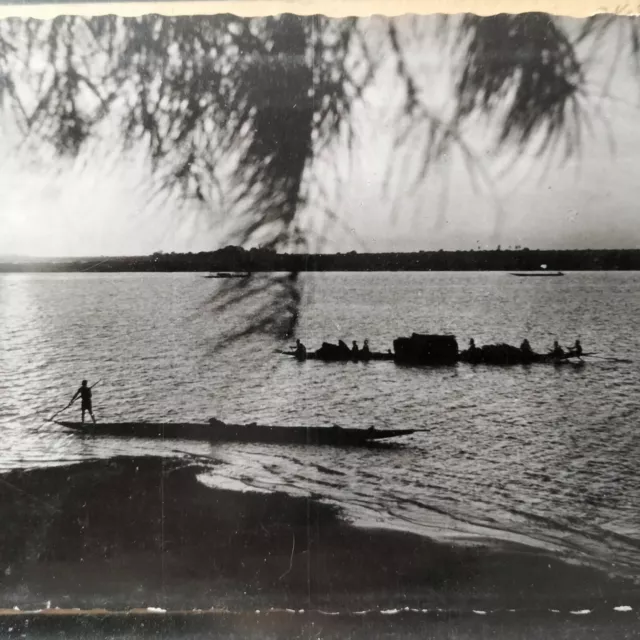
1, 271, 640, 578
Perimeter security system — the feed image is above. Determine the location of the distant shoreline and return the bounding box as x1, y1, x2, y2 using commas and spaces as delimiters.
2, 248, 640, 273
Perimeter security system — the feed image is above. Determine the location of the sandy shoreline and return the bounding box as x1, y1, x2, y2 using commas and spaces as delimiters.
1, 456, 638, 615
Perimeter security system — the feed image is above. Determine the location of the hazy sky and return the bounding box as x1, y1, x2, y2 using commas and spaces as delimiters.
1, 14, 639, 257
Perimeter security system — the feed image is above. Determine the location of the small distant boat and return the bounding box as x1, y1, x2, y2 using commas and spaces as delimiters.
203, 272, 251, 279
510, 271, 564, 277
54, 419, 418, 447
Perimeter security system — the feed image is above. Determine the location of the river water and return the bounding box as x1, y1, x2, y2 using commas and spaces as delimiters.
1, 271, 639, 579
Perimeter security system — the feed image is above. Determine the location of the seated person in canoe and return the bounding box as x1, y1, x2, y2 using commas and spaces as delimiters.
295, 338, 307, 360
567, 339, 583, 359
520, 338, 533, 355
550, 341, 565, 359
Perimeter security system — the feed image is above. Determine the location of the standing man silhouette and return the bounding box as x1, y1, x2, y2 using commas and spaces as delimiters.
71, 380, 97, 424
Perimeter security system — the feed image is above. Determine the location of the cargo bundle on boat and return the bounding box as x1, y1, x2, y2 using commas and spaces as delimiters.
460, 342, 527, 365
393, 333, 459, 365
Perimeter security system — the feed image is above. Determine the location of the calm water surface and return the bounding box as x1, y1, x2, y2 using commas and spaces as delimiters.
1, 271, 639, 579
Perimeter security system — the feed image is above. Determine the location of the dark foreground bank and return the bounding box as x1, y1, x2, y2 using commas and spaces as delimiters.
1, 609, 640, 640
1, 456, 639, 616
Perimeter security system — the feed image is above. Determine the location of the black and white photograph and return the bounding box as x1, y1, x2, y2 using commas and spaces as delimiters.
1, 5, 640, 638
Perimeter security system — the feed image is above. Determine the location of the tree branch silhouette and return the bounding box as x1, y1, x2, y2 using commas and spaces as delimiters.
0, 12, 636, 348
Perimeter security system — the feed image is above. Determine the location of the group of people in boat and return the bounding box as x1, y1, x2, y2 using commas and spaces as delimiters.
295, 338, 372, 359
466, 338, 583, 359
341, 339, 371, 356
296, 336, 584, 361
550, 339, 583, 358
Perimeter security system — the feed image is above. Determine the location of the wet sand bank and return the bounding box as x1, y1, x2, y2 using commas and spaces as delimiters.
0, 456, 638, 614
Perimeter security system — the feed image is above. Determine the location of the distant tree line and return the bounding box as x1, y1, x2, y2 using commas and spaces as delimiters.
3, 247, 640, 273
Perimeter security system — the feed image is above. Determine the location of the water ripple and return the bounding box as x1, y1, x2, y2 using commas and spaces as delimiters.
1, 271, 640, 580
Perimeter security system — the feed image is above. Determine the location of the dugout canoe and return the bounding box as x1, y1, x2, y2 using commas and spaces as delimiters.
54, 419, 418, 446
510, 272, 564, 277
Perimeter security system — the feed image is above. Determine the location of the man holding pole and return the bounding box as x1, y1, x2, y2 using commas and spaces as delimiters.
70, 380, 97, 424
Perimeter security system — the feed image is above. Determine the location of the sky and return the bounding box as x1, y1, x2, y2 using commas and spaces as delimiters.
1, 14, 639, 258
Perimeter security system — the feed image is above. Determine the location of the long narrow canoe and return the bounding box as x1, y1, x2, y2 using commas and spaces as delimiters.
54, 420, 418, 446
459, 351, 584, 365
510, 272, 564, 277
202, 272, 251, 279
278, 349, 394, 362
280, 349, 584, 366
